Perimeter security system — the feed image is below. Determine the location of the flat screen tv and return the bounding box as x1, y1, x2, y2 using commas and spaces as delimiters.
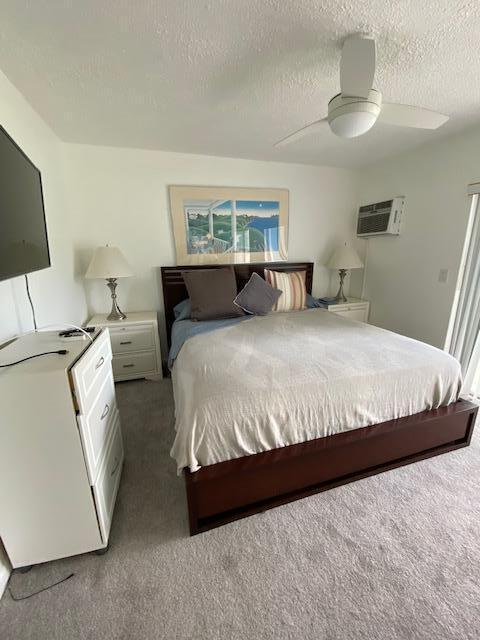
0, 125, 50, 281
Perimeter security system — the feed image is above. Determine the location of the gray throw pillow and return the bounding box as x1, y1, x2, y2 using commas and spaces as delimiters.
182, 267, 244, 321
234, 272, 282, 315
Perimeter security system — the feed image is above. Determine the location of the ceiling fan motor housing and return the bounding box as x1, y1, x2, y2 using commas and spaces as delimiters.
328, 89, 382, 138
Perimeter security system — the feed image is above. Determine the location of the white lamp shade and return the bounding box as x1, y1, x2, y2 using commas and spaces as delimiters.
328, 244, 364, 270
85, 246, 134, 279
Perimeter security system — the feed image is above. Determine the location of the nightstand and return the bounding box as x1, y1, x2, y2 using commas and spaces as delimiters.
325, 298, 370, 323
86, 312, 162, 381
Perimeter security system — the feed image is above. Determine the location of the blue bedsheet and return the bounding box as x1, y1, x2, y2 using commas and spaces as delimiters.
168, 316, 251, 369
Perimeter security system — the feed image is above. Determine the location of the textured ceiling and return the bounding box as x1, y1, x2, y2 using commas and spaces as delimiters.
1, 0, 480, 168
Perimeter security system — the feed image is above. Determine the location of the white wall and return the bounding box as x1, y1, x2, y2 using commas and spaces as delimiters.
356, 126, 480, 348
0, 72, 87, 343
62, 144, 360, 354
0, 71, 88, 596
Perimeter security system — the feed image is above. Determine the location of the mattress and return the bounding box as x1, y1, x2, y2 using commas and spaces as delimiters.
170, 309, 462, 472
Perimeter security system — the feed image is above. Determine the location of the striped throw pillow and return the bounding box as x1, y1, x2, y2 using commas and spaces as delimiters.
264, 269, 307, 312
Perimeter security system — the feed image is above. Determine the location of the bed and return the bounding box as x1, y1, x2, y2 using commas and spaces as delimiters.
161, 262, 478, 535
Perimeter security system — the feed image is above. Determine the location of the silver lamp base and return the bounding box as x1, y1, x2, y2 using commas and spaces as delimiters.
334, 268, 348, 303
106, 278, 127, 321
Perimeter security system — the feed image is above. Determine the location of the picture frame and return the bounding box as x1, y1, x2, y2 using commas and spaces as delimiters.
168, 185, 289, 265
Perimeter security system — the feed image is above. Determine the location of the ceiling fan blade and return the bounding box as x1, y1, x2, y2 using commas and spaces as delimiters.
380, 103, 449, 129
274, 118, 328, 147
340, 35, 375, 99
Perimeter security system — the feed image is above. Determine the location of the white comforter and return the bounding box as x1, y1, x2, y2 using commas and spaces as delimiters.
171, 309, 462, 472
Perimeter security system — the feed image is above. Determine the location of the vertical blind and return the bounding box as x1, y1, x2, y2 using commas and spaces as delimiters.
449, 188, 480, 399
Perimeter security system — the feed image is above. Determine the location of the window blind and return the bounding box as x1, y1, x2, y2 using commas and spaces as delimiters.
449, 193, 480, 399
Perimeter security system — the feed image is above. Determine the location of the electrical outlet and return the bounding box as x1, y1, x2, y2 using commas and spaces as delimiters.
438, 268, 449, 284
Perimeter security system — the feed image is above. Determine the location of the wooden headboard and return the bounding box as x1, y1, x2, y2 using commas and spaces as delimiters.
161, 261, 314, 346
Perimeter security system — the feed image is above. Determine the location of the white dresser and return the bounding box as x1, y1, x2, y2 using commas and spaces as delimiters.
87, 312, 162, 382
325, 298, 370, 322
0, 329, 123, 569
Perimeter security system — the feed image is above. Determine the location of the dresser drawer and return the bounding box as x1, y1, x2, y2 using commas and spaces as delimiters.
112, 351, 157, 378
77, 371, 118, 484
70, 330, 112, 414
93, 418, 123, 543
109, 325, 154, 354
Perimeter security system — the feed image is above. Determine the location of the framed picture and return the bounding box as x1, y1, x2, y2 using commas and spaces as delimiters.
168, 185, 289, 265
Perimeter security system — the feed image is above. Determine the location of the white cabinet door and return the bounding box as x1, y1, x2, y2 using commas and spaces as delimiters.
76, 372, 118, 485
92, 417, 124, 543
70, 330, 112, 413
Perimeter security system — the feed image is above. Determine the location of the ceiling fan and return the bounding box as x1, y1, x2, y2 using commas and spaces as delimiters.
275, 35, 449, 146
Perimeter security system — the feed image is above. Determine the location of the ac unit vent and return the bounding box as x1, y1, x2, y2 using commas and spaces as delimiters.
357, 197, 405, 237
357, 212, 391, 235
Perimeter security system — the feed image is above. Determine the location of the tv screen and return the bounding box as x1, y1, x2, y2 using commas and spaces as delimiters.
0, 125, 50, 281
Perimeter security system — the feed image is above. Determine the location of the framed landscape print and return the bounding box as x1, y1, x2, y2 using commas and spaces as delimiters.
168, 185, 289, 265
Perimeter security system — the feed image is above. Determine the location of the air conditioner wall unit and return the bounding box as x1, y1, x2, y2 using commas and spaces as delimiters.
357, 197, 405, 237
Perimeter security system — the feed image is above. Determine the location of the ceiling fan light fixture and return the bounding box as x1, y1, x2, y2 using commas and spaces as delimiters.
329, 110, 377, 138
327, 91, 382, 139
274, 36, 449, 149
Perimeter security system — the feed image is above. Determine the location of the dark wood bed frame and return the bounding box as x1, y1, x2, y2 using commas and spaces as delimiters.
161, 262, 478, 535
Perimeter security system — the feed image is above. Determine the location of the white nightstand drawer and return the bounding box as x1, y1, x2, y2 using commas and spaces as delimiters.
87, 312, 163, 381
109, 325, 154, 354
333, 308, 368, 322
112, 351, 157, 378
326, 298, 370, 323
92, 417, 123, 543
77, 371, 118, 484
71, 330, 112, 414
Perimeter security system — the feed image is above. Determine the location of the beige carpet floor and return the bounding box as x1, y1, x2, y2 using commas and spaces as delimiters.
1, 378, 480, 640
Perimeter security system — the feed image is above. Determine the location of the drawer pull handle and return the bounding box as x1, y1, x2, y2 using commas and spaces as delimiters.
110, 457, 120, 477
100, 403, 110, 420
123, 363, 135, 368
120, 341, 132, 345
95, 356, 105, 370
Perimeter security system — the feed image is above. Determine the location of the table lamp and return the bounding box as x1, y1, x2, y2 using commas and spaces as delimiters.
85, 246, 133, 320
327, 243, 363, 303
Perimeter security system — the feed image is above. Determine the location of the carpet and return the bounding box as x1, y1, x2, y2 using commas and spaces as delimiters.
1, 378, 480, 640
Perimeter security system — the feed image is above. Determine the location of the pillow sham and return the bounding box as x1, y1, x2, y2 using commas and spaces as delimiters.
173, 298, 191, 321
233, 272, 282, 315
264, 269, 307, 312
182, 267, 244, 321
